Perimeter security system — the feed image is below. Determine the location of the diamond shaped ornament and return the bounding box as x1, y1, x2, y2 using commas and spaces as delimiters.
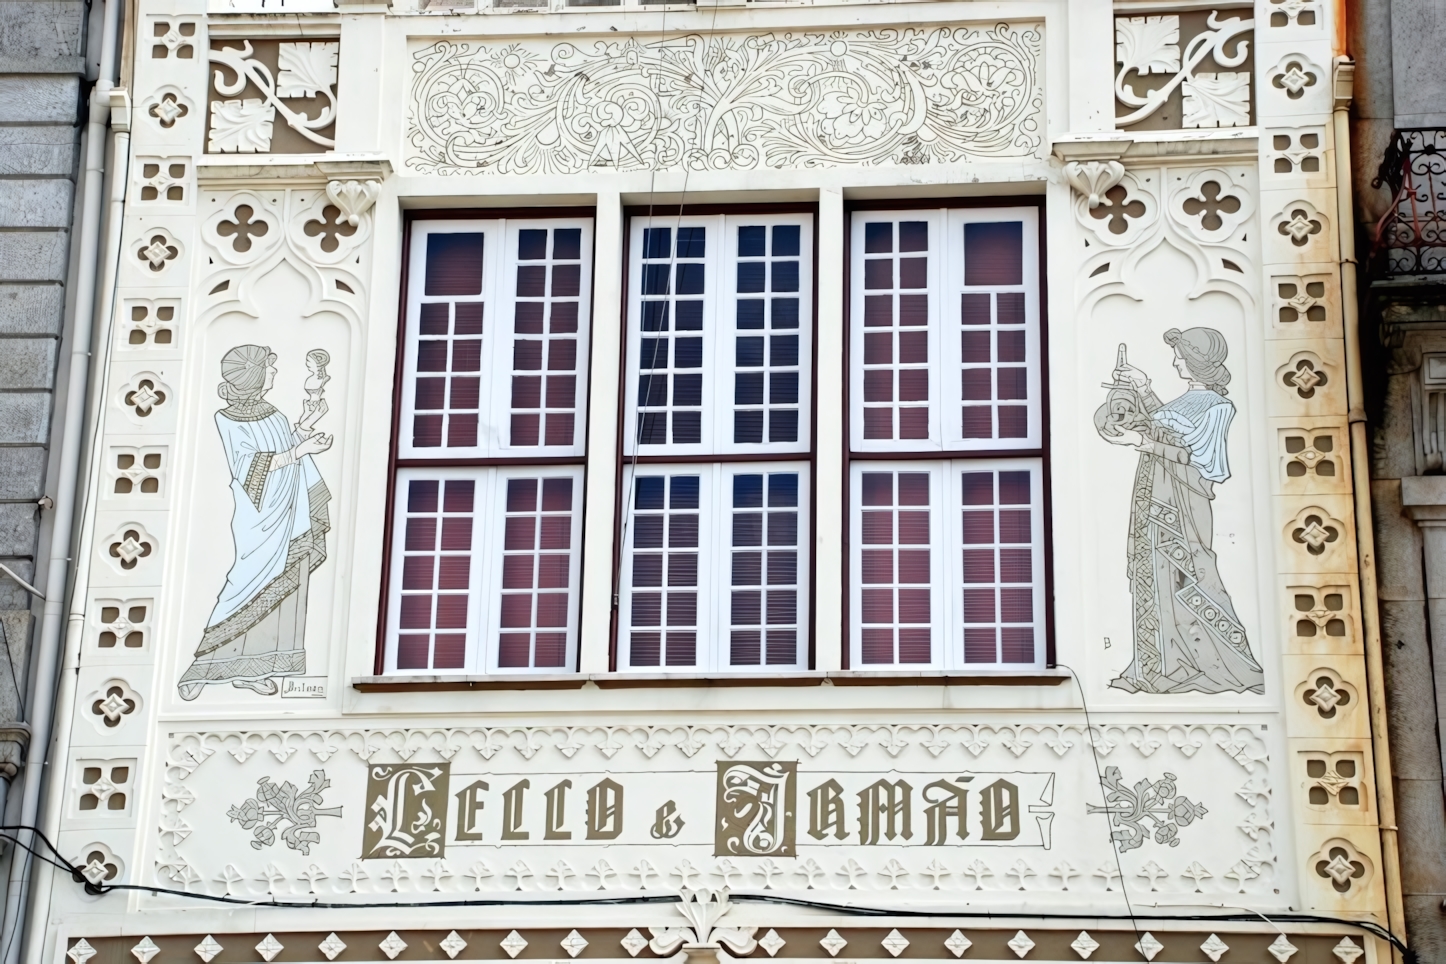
1200, 935, 1229, 962
944, 931, 972, 958
318, 935, 347, 961
131, 938, 161, 964
820, 930, 847, 957
1332, 938, 1363, 964
560, 932, 588, 958
1070, 932, 1099, 960
256, 936, 284, 963
379, 933, 408, 960
620, 931, 648, 958
1008, 932, 1035, 959
194, 937, 223, 963
1134, 933, 1163, 961
1268, 936, 1299, 963
500, 932, 528, 959
439, 933, 468, 960
68, 941, 97, 964
759, 930, 786, 957
881, 930, 909, 958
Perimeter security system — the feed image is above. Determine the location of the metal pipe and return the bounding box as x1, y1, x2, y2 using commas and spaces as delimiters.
1332, 60, 1406, 960
17, 106, 132, 964
0, 0, 124, 955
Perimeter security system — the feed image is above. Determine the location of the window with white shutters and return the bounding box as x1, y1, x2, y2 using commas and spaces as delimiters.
619, 463, 810, 672
849, 459, 1045, 670
850, 207, 1041, 453
849, 202, 1047, 671
624, 212, 813, 457
384, 213, 593, 677
401, 218, 593, 459
385, 466, 584, 674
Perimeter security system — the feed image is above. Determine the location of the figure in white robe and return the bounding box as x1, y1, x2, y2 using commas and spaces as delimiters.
1094, 327, 1265, 695
179, 345, 333, 700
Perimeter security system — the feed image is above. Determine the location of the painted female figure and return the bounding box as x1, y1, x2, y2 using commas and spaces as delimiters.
178, 345, 333, 700
1095, 327, 1264, 695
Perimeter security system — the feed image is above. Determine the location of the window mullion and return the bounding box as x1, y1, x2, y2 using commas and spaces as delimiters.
705, 464, 725, 674
486, 223, 512, 459
474, 470, 497, 673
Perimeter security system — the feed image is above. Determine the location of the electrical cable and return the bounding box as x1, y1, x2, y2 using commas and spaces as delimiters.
1051, 667, 1412, 962
1055, 662, 1137, 938
4, 823, 1408, 956
0, 619, 23, 721
611, 0, 727, 646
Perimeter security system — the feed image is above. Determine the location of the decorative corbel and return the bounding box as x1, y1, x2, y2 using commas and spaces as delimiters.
1064, 160, 1126, 210
325, 179, 381, 226
1332, 56, 1355, 111
649, 890, 758, 963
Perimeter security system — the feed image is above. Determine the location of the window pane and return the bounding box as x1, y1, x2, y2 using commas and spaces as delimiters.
510, 227, 583, 448
964, 221, 1024, 286
636, 226, 707, 448
731, 473, 800, 666
859, 219, 930, 443
857, 470, 932, 665
395, 476, 475, 670
731, 219, 807, 453
960, 466, 1039, 664
425, 233, 484, 296
629, 475, 702, 668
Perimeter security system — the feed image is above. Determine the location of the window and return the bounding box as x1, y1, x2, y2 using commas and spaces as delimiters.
617, 207, 815, 672
400, 218, 593, 459
385, 467, 584, 673
851, 208, 1041, 453
618, 463, 810, 672
848, 205, 1047, 670
383, 214, 593, 675
624, 213, 813, 456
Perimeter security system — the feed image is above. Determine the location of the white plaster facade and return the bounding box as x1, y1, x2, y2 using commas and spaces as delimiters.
21, 0, 1399, 961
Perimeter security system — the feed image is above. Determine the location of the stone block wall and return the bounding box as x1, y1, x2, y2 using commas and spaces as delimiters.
0, 0, 88, 720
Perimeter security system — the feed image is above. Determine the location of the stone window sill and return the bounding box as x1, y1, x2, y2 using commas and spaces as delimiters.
351, 669, 1071, 691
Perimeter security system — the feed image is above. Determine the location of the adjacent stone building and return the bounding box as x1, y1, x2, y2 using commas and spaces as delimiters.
0, 0, 90, 776
1350, 0, 1446, 957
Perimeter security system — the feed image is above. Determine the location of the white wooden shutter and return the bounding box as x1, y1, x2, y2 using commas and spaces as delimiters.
386, 465, 584, 674
624, 213, 813, 456
402, 218, 592, 460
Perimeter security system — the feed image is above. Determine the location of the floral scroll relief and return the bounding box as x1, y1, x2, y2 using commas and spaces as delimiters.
1114, 13, 1254, 128
209, 41, 337, 152
407, 25, 1043, 175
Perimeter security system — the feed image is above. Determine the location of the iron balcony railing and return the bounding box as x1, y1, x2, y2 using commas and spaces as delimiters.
1373, 128, 1446, 278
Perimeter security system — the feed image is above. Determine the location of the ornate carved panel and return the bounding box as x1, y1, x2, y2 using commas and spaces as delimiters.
206, 39, 338, 153
1113, 12, 1254, 131
406, 25, 1043, 175
155, 722, 1275, 904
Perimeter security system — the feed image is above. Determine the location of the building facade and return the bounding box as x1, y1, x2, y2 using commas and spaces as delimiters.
12, 0, 1408, 961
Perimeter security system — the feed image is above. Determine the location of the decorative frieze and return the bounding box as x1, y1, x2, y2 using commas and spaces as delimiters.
65, 929, 1373, 964
407, 24, 1044, 175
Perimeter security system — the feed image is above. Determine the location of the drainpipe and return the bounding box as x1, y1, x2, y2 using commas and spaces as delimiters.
1331, 58, 1406, 959
0, 0, 125, 955
16, 91, 132, 964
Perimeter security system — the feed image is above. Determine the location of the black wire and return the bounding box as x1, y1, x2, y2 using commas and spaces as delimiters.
0, 611, 25, 720
1056, 662, 1137, 935
4, 823, 1407, 956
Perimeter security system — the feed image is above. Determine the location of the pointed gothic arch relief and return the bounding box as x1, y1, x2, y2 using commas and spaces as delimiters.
1074, 163, 1257, 314
197, 186, 371, 331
